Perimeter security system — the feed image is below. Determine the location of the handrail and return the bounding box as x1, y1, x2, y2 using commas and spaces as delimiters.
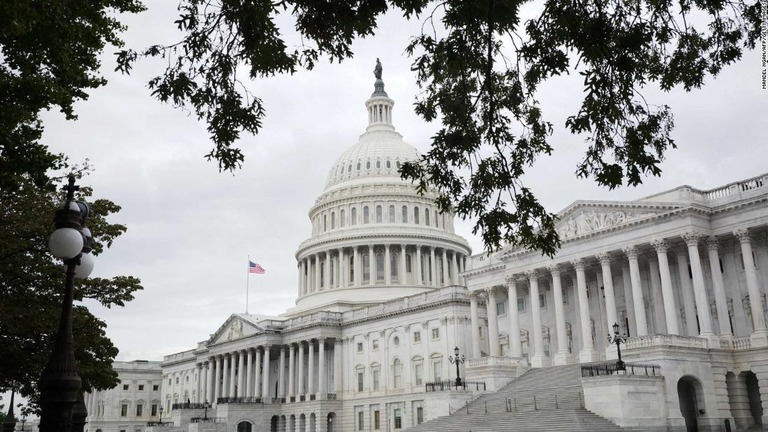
581, 362, 661, 377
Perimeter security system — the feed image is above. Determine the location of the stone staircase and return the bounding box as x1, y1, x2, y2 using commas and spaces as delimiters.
406, 363, 624, 432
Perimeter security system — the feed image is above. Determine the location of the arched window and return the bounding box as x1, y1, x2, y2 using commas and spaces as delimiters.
363, 254, 370, 282
351, 208, 357, 225
376, 159, 381, 169
396, 160, 401, 168
340, 165, 344, 174
364, 206, 370, 224
402, 206, 408, 223
348, 163, 352, 172
324, 214, 327, 231
366, 160, 371, 170
357, 161, 361, 171
376, 205, 382, 223
435, 211, 439, 227
237, 421, 253, 432
340, 209, 346, 227
386, 160, 392, 168
331, 212, 336, 229
393, 359, 403, 388
414, 207, 420, 224
425, 208, 430, 226
388, 205, 395, 223
376, 253, 385, 281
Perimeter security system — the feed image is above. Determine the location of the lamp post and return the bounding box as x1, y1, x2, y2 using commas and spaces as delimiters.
39, 175, 94, 432
607, 322, 627, 371
203, 401, 209, 420
159, 406, 164, 424
448, 347, 465, 387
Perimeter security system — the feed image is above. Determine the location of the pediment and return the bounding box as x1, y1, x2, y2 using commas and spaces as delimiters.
554, 201, 682, 240
208, 314, 266, 345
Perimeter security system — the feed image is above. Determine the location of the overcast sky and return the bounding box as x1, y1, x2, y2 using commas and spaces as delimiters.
38, 2, 767, 362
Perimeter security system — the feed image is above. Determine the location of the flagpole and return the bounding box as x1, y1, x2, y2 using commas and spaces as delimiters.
246, 255, 250, 314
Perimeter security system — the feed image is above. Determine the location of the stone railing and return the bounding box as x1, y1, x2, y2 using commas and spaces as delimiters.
624, 334, 707, 350
467, 356, 522, 368
342, 286, 467, 322
702, 174, 766, 200
720, 336, 752, 350
286, 311, 343, 329
216, 396, 264, 404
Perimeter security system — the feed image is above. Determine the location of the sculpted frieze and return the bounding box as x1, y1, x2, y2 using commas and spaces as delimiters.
557, 209, 650, 239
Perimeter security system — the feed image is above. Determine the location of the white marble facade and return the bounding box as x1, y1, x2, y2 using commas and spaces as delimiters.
86, 69, 768, 432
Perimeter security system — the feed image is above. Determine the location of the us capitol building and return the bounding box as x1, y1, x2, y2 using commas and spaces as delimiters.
84, 65, 768, 432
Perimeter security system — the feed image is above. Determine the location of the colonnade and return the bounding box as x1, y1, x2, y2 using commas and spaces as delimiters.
196, 338, 343, 404
470, 228, 768, 367
297, 245, 466, 295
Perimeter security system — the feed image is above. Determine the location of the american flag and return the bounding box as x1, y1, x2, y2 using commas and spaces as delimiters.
248, 261, 266, 274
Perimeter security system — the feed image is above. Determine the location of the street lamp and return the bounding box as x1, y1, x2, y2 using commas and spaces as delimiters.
203, 401, 210, 420
448, 346, 465, 386
607, 322, 627, 371
159, 405, 164, 424
39, 175, 94, 432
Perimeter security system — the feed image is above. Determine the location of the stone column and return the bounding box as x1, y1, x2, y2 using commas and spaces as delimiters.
620, 263, 636, 336
319, 338, 327, 398
321, 252, 329, 290
308, 340, 315, 397
385, 244, 392, 285
486, 287, 500, 356
246, 349, 253, 397
262, 346, 271, 400
506, 277, 522, 357
528, 270, 548, 366
651, 239, 680, 335
334, 338, 342, 393
237, 350, 245, 397
253, 348, 262, 399
340, 248, 347, 289
298, 261, 303, 296
470, 291, 482, 358
704, 237, 731, 336
675, 248, 698, 336
682, 231, 715, 337
735, 229, 768, 345
369, 245, 376, 286
229, 353, 238, 398
549, 265, 569, 365
442, 249, 449, 286
354, 246, 360, 287
400, 245, 408, 285
430, 247, 437, 286
415, 246, 423, 285
573, 259, 598, 362
648, 257, 667, 334
297, 342, 305, 397
207, 358, 215, 403
219, 354, 229, 398
278, 346, 287, 398
314, 255, 322, 292
623, 246, 649, 336
451, 252, 459, 285
288, 344, 296, 400
597, 253, 618, 333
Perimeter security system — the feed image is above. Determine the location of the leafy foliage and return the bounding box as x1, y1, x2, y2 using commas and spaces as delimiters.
0, 0, 145, 190
119, 0, 760, 255
0, 174, 143, 411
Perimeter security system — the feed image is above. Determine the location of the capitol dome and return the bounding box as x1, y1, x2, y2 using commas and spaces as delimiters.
289, 63, 471, 315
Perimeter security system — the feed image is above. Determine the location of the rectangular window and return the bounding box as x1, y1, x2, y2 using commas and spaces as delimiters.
539, 293, 547, 308
518, 298, 526, 312
413, 331, 421, 343
562, 287, 568, 304
402, 206, 408, 223
394, 408, 402, 429
136, 404, 143, 417
372, 369, 380, 391
374, 410, 381, 430
138, 384, 144, 391
414, 363, 423, 386
357, 342, 363, 353
153, 384, 159, 391
123, 384, 129, 391
121, 404, 128, 417
417, 406, 424, 424
432, 360, 442, 381
358, 411, 365, 430
431, 328, 439, 339
497, 301, 506, 316
358, 372, 364, 392
151, 404, 158, 416
389, 205, 395, 223
372, 339, 379, 350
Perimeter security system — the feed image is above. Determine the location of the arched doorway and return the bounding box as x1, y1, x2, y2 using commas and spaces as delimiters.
678, 376, 704, 432
744, 371, 763, 427
237, 421, 253, 432
270, 415, 279, 432
327, 412, 336, 432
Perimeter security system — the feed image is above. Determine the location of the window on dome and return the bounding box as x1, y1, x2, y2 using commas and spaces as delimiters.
414, 207, 420, 224
363, 254, 370, 282
376, 159, 381, 169
331, 212, 336, 229
357, 162, 361, 171
366, 160, 371, 170
425, 209, 430, 226
402, 206, 408, 223
406, 254, 412, 272
386, 160, 391, 168
376, 205, 382, 223
340, 165, 344, 174
349, 255, 355, 283
388, 205, 395, 223
391, 253, 398, 279
376, 253, 385, 281
364, 206, 370, 224
349, 164, 353, 172
351, 208, 357, 225
324, 215, 327, 231
330, 260, 335, 286
396, 161, 401, 168
340, 209, 346, 227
